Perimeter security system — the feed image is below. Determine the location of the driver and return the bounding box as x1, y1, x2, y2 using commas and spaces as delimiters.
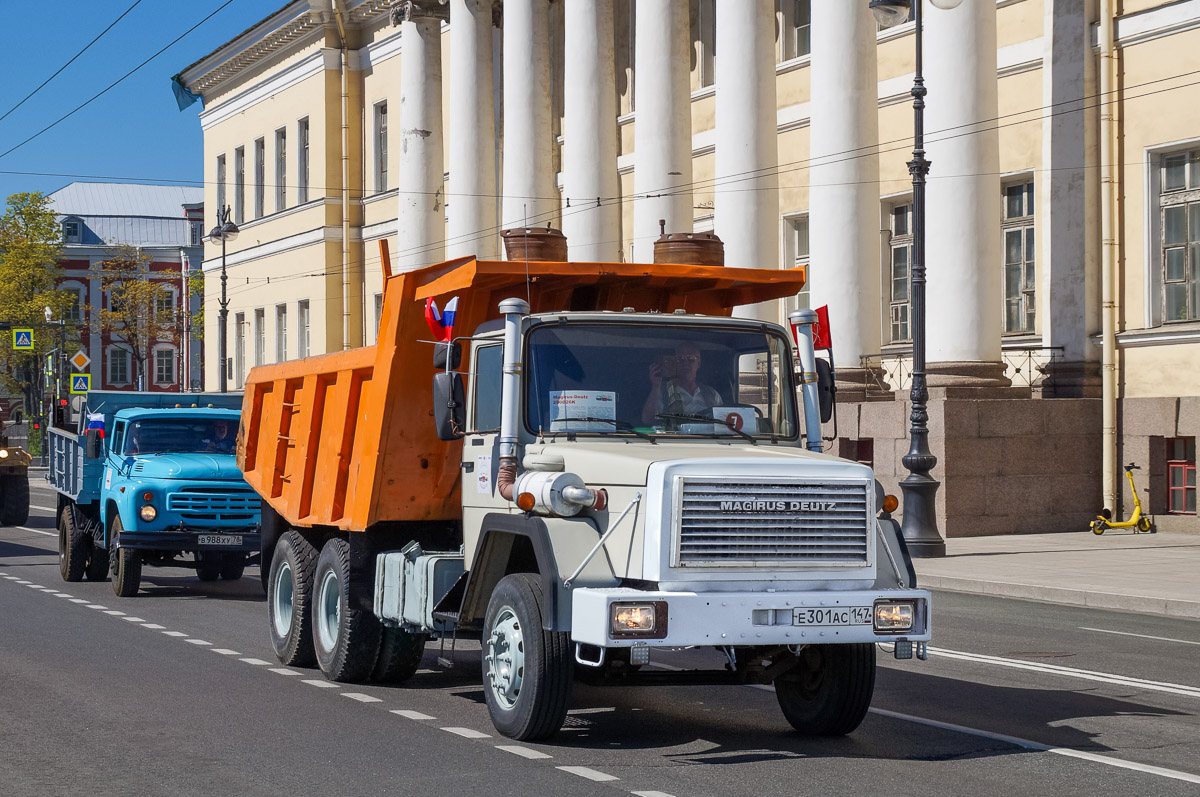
641, 342, 722, 425
202, 419, 235, 454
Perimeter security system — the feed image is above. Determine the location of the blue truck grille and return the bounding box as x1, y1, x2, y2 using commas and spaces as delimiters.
167, 488, 259, 524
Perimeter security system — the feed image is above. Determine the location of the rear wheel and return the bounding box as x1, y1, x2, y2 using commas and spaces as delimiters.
84, 544, 110, 582
372, 626, 428, 683
775, 643, 875, 736
58, 505, 87, 582
267, 531, 318, 666
312, 538, 381, 682
0, 474, 29, 526
109, 516, 142, 598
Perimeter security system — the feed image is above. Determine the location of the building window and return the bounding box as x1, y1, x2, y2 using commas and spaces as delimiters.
190, 221, 203, 246
1003, 181, 1036, 334
254, 138, 265, 219
254, 308, 266, 366
154, 348, 175, 385
298, 118, 310, 204
235, 311, 246, 388
375, 292, 384, 336
234, 146, 245, 224
1167, 437, 1196, 514
109, 347, 130, 385
777, 0, 811, 61
694, 0, 716, 89
275, 304, 288, 362
63, 287, 84, 322
217, 154, 226, 212
375, 102, 388, 193
62, 218, 81, 243
155, 289, 175, 319
275, 128, 287, 212
1161, 149, 1200, 322
297, 300, 310, 358
887, 203, 912, 344
782, 214, 810, 310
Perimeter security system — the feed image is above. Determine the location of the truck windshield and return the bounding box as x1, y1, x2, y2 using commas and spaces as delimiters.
525, 322, 798, 440
123, 418, 236, 456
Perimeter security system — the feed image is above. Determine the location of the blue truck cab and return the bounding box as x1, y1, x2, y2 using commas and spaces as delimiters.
49, 391, 261, 597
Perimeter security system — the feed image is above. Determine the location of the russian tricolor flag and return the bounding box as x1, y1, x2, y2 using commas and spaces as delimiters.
424, 296, 459, 342
86, 412, 105, 438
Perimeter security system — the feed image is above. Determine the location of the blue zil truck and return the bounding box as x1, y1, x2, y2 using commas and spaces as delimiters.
49, 391, 262, 597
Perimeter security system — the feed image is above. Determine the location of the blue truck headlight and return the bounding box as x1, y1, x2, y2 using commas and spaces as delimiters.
873, 600, 915, 633
139, 504, 157, 522
610, 601, 668, 639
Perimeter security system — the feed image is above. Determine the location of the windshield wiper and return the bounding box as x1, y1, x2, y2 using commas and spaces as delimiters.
558, 417, 656, 443
654, 413, 757, 444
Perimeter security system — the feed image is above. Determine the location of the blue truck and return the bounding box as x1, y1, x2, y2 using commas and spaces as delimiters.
49, 391, 262, 597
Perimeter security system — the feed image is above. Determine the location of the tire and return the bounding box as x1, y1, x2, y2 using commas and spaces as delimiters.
220, 555, 247, 581
1137, 517, 1152, 533
109, 516, 142, 598
482, 573, 573, 741
775, 643, 876, 736
372, 626, 428, 684
196, 553, 221, 582
1090, 520, 1105, 535
312, 537, 381, 682
84, 543, 110, 582
58, 505, 88, 582
0, 474, 29, 526
268, 531, 319, 667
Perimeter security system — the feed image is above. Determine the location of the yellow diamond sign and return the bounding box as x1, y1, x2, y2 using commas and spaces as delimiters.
70, 349, 90, 370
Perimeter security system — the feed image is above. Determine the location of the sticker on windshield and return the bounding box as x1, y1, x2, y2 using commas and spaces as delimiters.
712, 407, 759, 436
549, 391, 617, 433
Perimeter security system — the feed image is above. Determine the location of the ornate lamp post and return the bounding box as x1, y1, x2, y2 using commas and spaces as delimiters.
207, 206, 239, 393
870, 0, 961, 557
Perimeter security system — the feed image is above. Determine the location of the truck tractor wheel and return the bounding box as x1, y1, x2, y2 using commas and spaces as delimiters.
774, 643, 876, 736
58, 505, 88, 582
0, 474, 30, 526
220, 554, 247, 581
312, 538, 381, 682
372, 626, 428, 684
268, 532, 319, 666
84, 544, 110, 582
196, 553, 222, 582
482, 573, 573, 741
109, 517, 142, 598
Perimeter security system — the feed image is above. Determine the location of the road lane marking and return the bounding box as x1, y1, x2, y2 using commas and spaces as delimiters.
441, 727, 490, 739
211, 648, 240, 655
556, 766, 618, 782
632, 792, 678, 797
1079, 627, 1200, 646
343, 693, 383, 703
240, 658, 272, 666
268, 668, 300, 676
871, 708, 1200, 785
930, 646, 1200, 698
30, 504, 56, 512
163, 631, 187, 637
103, 610, 126, 616
69, 598, 88, 603
496, 745, 551, 760
24, 583, 44, 588
186, 639, 211, 646
16, 526, 54, 536
301, 679, 340, 688
56, 593, 73, 598
390, 710, 434, 720
86, 604, 107, 610
14, 580, 30, 584
122, 617, 146, 623
1, 575, 16, 579
141, 623, 165, 629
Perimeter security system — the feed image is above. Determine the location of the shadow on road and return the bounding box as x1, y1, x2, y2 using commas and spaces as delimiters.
0, 538, 55, 559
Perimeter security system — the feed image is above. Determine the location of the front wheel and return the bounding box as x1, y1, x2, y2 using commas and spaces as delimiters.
0, 474, 30, 526
109, 516, 142, 598
775, 643, 876, 736
267, 531, 318, 666
482, 573, 573, 741
220, 555, 247, 581
196, 552, 222, 582
1090, 520, 1106, 535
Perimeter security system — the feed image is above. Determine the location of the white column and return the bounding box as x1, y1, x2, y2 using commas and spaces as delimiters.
924, 0, 1002, 367
633, 0, 692, 262
715, 0, 778, 318
394, 2, 448, 271
563, 0, 620, 261
808, 2, 880, 364
501, 0, 556, 232
448, 0, 499, 259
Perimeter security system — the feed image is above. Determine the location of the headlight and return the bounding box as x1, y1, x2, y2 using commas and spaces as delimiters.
611, 601, 668, 639
139, 504, 157, 522
0, 449, 8, 458
873, 600, 915, 633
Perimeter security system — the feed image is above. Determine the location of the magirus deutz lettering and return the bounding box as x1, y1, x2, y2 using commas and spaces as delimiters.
719, 499, 838, 512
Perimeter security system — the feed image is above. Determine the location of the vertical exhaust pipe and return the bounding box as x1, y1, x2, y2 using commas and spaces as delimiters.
789, 309, 823, 453
497, 298, 530, 500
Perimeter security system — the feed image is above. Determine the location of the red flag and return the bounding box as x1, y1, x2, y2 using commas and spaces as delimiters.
812, 305, 832, 351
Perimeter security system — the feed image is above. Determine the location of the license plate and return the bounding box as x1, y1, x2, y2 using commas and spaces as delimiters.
792, 606, 872, 627
197, 534, 243, 546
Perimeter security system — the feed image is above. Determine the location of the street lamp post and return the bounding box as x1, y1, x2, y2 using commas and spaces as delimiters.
870, 0, 960, 558
207, 206, 239, 393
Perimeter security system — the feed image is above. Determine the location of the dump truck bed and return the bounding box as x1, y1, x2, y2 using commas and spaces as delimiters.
238, 257, 807, 531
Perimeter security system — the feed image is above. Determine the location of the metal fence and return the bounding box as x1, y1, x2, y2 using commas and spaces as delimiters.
859, 346, 1064, 395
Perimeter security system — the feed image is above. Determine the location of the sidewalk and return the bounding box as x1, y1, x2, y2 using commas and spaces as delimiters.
913, 530, 1200, 619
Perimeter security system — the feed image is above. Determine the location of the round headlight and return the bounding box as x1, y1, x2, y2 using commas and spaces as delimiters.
139, 504, 157, 522
0, 449, 8, 459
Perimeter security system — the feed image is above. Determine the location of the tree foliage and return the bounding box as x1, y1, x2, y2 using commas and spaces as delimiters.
97, 244, 181, 388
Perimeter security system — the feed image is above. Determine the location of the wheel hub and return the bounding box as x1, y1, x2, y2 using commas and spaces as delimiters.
316, 568, 340, 652
272, 561, 294, 637
484, 607, 524, 709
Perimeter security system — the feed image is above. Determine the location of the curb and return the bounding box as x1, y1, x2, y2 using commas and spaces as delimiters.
920, 574, 1200, 620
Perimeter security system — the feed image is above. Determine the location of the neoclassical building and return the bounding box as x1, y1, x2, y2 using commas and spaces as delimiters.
176, 0, 1198, 533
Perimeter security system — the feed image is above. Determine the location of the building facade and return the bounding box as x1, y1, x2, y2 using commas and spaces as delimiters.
177, 0, 1198, 533
50, 182, 205, 393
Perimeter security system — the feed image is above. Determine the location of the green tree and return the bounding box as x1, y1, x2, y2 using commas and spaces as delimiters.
0, 192, 74, 431
97, 244, 181, 389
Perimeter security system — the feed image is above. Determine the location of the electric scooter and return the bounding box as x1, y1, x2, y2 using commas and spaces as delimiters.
1090, 463, 1157, 535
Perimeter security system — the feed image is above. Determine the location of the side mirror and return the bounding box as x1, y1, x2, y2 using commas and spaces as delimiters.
433, 341, 462, 370
84, 428, 104, 460
815, 358, 835, 424
432, 371, 466, 441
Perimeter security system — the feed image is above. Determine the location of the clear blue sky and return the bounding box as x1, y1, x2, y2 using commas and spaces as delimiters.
0, 0, 286, 211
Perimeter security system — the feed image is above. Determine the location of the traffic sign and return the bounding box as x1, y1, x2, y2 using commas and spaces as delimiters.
70, 349, 91, 370
69, 373, 91, 394
13, 329, 33, 350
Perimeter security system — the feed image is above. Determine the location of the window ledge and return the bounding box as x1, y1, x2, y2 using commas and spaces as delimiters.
1110, 322, 1200, 347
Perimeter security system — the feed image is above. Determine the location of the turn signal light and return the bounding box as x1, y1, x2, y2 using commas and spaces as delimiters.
516, 492, 536, 512
142, 491, 153, 502
882, 494, 899, 513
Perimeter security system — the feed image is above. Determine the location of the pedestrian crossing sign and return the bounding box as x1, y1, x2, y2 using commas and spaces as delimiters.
12, 329, 33, 350
70, 373, 91, 394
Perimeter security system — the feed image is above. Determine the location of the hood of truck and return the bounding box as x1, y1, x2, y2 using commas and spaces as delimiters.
522, 440, 842, 487
128, 454, 243, 481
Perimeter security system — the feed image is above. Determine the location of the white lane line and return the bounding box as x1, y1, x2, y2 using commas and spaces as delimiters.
86, 604, 107, 610
211, 648, 240, 656
141, 623, 165, 630
162, 631, 188, 638
14, 580, 30, 584
496, 745, 551, 760
69, 598, 89, 604
390, 709, 435, 720
556, 766, 618, 782
632, 792, 678, 797
342, 693, 383, 703
240, 658, 272, 666
56, 593, 73, 598
1079, 627, 1200, 647
441, 727, 491, 739
103, 610, 126, 616
186, 639, 212, 646
930, 646, 1200, 698
269, 668, 301, 676
30, 504, 57, 512
16, 526, 54, 537
301, 680, 340, 689
24, 583, 44, 589
122, 617, 146, 623
871, 708, 1200, 785
2, 575, 19, 580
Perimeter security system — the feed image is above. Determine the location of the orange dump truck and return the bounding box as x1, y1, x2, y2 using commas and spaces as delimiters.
241, 255, 931, 741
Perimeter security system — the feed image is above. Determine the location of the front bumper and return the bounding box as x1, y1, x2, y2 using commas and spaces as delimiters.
117, 528, 260, 554
570, 587, 931, 648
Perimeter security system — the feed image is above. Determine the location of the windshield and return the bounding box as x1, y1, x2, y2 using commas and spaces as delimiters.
122, 417, 236, 456
525, 322, 798, 440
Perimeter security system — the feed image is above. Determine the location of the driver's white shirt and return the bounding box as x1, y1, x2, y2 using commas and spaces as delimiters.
657, 383, 722, 416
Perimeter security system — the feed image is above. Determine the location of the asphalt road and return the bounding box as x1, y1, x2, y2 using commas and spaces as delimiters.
3, 475, 1199, 796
